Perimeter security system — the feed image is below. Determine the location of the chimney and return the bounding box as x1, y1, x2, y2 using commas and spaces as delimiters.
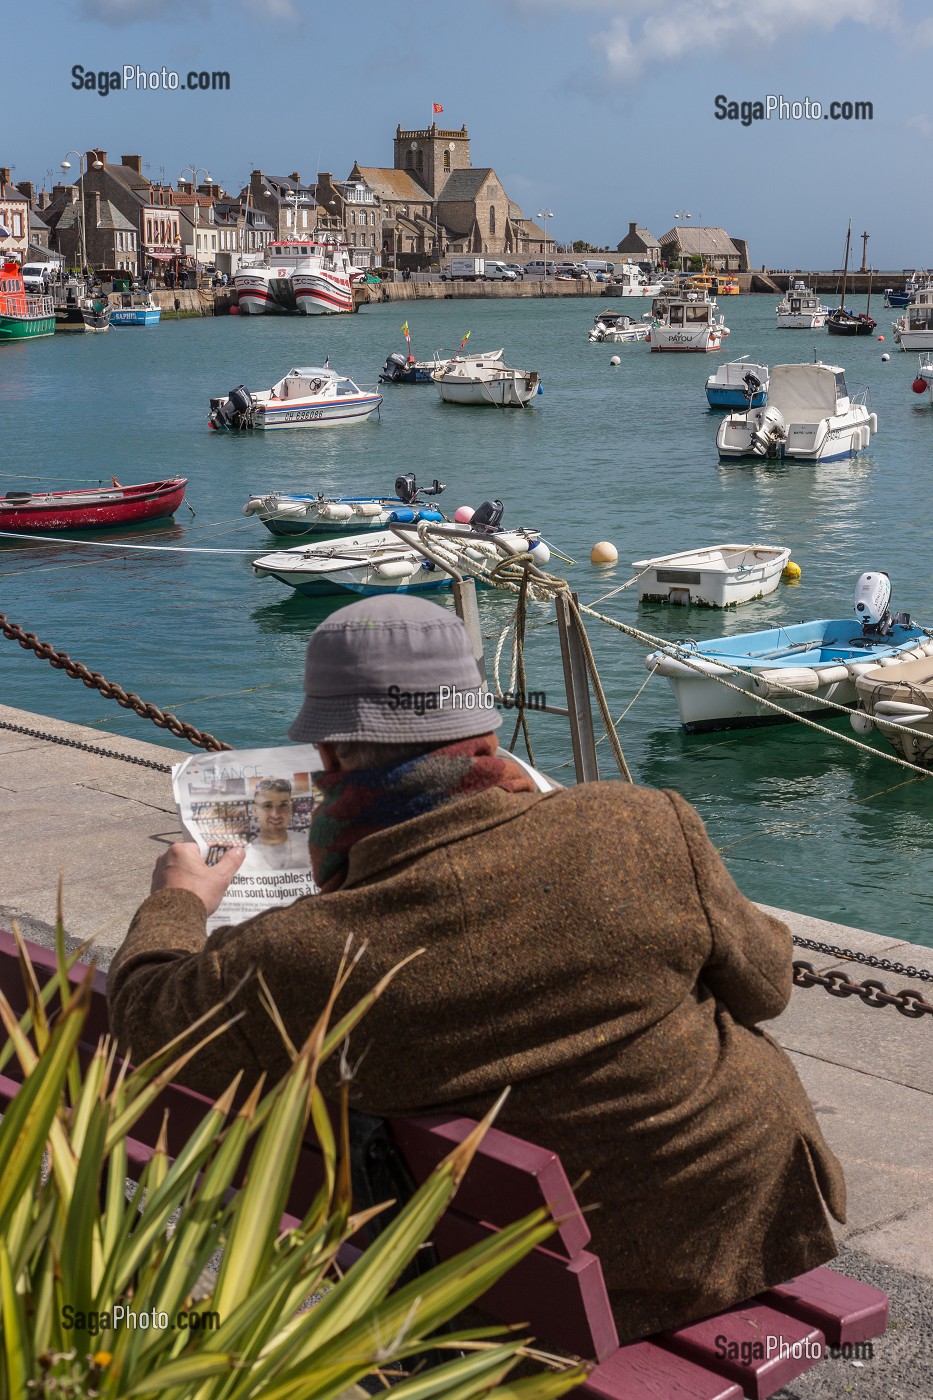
38, 190, 51, 211
289, 172, 301, 185
89, 191, 101, 230
86, 149, 106, 169
0, 167, 10, 187
16, 180, 35, 205
122, 154, 142, 173
629, 222, 637, 235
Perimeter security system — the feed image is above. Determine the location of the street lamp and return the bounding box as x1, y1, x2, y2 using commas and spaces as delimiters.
61, 151, 103, 281
179, 165, 212, 283
537, 208, 554, 279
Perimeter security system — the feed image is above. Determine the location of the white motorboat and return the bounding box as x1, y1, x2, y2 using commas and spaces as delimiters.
631, 544, 791, 608
432, 357, 541, 407
775, 281, 828, 329
705, 359, 769, 409
209, 366, 382, 431
380, 347, 503, 383
647, 572, 931, 732
893, 282, 933, 350
233, 237, 354, 315
243, 474, 446, 538
911, 355, 933, 403
716, 362, 876, 462
109, 292, 161, 326
588, 311, 650, 344
251, 510, 551, 596
610, 263, 662, 296
647, 291, 729, 352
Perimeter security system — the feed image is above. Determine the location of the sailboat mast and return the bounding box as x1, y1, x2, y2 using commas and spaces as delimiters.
839, 220, 851, 313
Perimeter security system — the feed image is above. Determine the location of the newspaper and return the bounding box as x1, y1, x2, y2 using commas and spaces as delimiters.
172, 744, 555, 934
172, 745, 322, 933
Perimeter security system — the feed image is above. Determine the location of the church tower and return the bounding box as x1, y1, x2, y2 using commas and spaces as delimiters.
393, 122, 471, 197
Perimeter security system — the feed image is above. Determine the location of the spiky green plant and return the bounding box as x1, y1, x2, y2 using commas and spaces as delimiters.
0, 923, 587, 1399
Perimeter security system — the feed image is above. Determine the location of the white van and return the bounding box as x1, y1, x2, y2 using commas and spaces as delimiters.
524, 259, 550, 276
21, 263, 54, 292
580, 260, 615, 276
483, 260, 518, 281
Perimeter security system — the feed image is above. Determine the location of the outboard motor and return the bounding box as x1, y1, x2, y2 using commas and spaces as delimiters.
210, 385, 254, 431
470, 499, 505, 532
379, 352, 409, 384
749, 404, 786, 457
854, 571, 899, 637
395, 473, 418, 504
742, 371, 763, 403
422, 478, 446, 496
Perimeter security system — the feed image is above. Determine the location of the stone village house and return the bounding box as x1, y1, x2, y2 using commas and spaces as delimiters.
0, 168, 30, 263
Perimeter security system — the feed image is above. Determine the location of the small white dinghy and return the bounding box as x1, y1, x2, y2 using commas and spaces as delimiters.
432, 357, 541, 407
851, 655, 933, 767
631, 544, 791, 608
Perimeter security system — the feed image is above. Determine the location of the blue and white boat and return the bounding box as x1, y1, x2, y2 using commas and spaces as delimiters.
209, 366, 382, 431
243, 474, 447, 538
110, 293, 161, 326
705, 358, 768, 410
716, 362, 876, 462
647, 573, 932, 732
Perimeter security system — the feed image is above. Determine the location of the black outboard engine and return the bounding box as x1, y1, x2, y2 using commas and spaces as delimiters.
742, 371, 762, 402
380, 352, 409, 384
470, 499, 505, 532
210, 385, 254, 431
395, 473, 418, 504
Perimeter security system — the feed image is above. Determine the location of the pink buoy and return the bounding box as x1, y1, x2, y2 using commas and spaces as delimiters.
454, 506, 475, 523
229, 305, 240, 315
912, 378, 927, 394
877, 334, 884, 341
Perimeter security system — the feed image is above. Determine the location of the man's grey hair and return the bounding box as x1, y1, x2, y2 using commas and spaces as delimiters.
329, 739, 445, 770
254, 777, 293, 796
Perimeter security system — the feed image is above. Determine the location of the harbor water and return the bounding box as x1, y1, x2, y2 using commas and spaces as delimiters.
3, 292, 933, 943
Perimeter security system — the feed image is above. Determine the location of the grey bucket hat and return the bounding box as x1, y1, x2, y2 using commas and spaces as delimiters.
288, 595, 501, 743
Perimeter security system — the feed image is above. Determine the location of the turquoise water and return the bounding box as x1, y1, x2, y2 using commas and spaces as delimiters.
3, 294, 933, 943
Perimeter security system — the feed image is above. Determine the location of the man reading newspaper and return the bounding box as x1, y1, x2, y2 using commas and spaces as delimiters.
109, 594, 845, 1343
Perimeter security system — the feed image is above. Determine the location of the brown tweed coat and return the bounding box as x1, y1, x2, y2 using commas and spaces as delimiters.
109, 782, 846, 1342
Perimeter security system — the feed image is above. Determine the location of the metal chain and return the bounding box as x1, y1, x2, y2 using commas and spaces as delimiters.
792, 961, 933, 1019
0, 613, 230, 753
0, 720, 173, 772
791, 934, 933, 982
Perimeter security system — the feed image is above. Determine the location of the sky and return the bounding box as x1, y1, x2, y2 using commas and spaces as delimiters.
5, 0, 933, 269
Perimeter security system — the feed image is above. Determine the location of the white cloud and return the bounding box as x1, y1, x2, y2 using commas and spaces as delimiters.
515, 0, 899, 79
906, 113, 933, 138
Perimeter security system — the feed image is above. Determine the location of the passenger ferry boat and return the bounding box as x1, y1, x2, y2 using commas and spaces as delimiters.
648, 290, 729, 352
0, 261, 56, 341
776, 281, 828, 329
893, 282, 933, 351
233, 238, 354, 315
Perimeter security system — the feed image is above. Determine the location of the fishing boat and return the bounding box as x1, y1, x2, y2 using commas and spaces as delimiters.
251, 508, 551, 597
631, 544, 790, 608
826, 222, 877, 336
432, 357, 541, 407
884, 273, 927, 309
716, 362, 876, 462
776, 281, 828, 329
233, 237, 354, 315
588, 311, 651, 344
243, 474, 447, 538
0, 261, 56, 342
851, 655, 933, 767
705, 359, 768, 409
209, 366, 382, 431
647, 290, 729, 352
110, 291, 161, 326
0, 477, 187, 532
892, 283, 933, 351
646, 572, 931, 732
81, 297, 111, 333
610, 264, 662, 296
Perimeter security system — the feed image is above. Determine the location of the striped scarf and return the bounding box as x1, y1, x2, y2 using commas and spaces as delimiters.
308, 735, 536, 892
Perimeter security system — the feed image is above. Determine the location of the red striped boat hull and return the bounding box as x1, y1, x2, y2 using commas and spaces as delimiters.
0, 478, 188, 532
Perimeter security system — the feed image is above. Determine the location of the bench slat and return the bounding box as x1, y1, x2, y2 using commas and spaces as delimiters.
765, 1266, 889, 1345
581, 1340, 744, 1400
391, 1114, 590, 1260
432, 1207, 618, 1361
0, 931, 110, 1043
659, 1304, 825, 1400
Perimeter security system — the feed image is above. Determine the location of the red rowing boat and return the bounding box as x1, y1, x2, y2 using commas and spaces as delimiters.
0, 477, 188, 532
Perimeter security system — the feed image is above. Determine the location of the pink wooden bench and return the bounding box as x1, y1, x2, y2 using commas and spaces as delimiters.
0, 930, 888, 1397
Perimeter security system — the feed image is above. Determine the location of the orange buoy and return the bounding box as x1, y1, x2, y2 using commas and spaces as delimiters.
590, 541, 618, 564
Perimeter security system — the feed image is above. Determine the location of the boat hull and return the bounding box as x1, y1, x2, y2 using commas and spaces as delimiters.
717, 409, 874, 462
706, 387, 767, 409
293, 273, 353, 315
110, 308, 161, 326
435, 372, 540, 406
776, 313, 827, 329
231, 394, 382, 430
0, 313, 56, 341
648, 622, 932, 732
633, 546, 790, 608
649, 326, 727, 352
243, 494, 445, 537
0, 478, 187, 532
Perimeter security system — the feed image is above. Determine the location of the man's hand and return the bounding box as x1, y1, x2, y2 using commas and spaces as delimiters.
151, 843, 246, 916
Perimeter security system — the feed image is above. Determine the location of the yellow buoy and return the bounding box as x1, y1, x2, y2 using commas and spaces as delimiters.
782, 560, 802, 581
591, 541, 618, 565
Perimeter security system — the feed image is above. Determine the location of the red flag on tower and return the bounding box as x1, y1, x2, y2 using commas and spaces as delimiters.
432, 103, 444, 114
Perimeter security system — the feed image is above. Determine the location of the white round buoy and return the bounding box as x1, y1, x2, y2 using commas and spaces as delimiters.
591, 541, 618, 565
454, 506, 474, 523
881, 353, 890, 362
609, 355, 621, 367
